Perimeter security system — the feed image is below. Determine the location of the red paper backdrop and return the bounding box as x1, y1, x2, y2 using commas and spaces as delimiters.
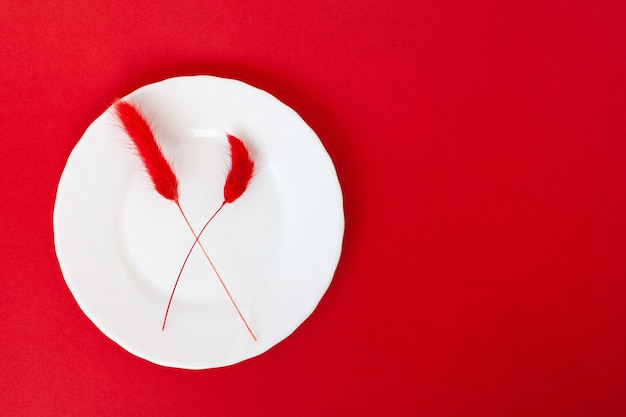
1, 1, 625, 416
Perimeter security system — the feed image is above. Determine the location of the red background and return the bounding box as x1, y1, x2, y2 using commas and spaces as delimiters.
1, 1, 625, 416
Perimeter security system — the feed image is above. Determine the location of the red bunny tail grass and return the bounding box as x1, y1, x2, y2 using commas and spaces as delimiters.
165, 134, 257, 338
114, 102, 254, 339
114, 100, 179, 201
176, 134, 254, 262
223, 133, 254, 204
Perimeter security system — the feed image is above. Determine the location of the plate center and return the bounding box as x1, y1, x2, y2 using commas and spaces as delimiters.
118, 135, 286, 306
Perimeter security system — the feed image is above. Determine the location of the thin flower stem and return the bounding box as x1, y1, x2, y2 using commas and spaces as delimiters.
169, 201, 257, 342
162, 201, 225, 330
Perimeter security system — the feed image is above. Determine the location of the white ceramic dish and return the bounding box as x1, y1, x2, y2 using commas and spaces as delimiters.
53, 75, 344, 369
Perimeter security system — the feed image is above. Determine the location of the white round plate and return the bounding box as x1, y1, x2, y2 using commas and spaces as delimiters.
53, 75, 344, 369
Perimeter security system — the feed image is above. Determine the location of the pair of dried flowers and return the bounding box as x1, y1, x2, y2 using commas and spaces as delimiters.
114, 101, 256, 341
